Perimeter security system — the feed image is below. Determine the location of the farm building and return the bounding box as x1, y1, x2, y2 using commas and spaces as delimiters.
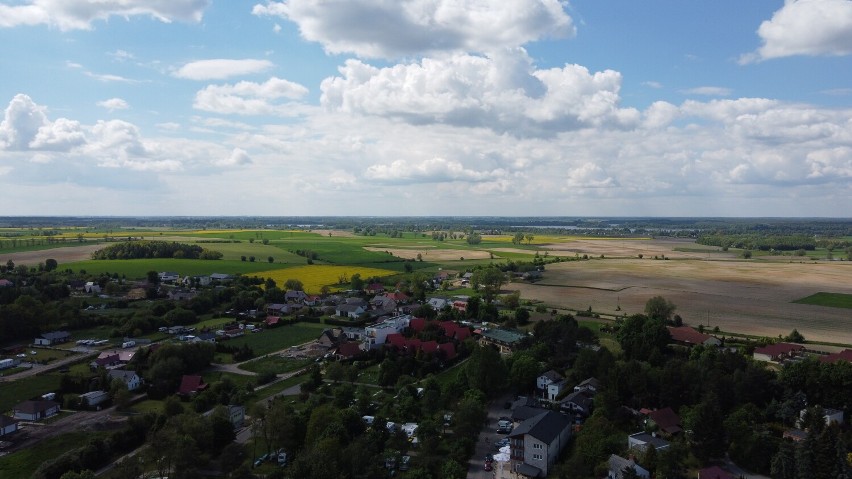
34, 330, 71, 346
753, 343, 804, 362
13, 400, 60, 421
80, 390, 110, 408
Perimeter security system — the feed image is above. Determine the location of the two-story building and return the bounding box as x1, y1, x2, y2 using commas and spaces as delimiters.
508, 410, 572, 478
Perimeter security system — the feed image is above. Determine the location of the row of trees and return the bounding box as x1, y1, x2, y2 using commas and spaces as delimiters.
91, 241, 222, 260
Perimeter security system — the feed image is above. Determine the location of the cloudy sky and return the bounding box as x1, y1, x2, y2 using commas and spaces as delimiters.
1, 0, 851, 217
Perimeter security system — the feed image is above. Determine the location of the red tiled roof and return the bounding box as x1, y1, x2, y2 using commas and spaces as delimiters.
387, 292, 409, 302
754, 342, 804, 357
409, 318, 427, 332
178, 375, 207, 395
647, 407, 681, 433
667, 326, 712, 345
265, 316, 280, 326
438, 342, 457, 359
819, 349, 852, 364
386, 333, 406, 349
420, 340, 438, 354
336, 341, 362, 358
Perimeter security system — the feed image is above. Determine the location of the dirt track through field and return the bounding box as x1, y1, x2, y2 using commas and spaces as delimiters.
510, 257, 852, 344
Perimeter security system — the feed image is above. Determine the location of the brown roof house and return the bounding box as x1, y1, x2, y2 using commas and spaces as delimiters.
667, 326, 721, 347
645, 407, 682, 436
753, 343, 804, 362
178, 375, 208, 396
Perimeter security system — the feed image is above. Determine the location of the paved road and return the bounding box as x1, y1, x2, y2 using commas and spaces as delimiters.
468, 393, 514, 479
0, 350, 95, 381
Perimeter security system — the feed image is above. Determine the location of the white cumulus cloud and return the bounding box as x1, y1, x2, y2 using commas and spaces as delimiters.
194, 77, 309, 115
741, 0, 852, 63
252, 0, 574, 58
216, 148, 253, 167
0, 0, 210, 31
97, 98, 129, 111
174, 59, 274, 80
680, 86, 732, 97
320, 49, 639, 136
365, 157, 506, 184
0, 94, 86, 151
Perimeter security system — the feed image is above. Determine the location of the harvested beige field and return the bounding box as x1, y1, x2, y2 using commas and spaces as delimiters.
0, 244, 103, 266
539, 238, 736, 260
364, 247, 491, 261
510, 255, 852, 344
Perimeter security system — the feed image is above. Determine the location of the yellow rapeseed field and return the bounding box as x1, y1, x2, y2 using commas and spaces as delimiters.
254, 265, 397, 293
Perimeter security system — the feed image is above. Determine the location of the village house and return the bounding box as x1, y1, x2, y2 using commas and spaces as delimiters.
559, 390, 594, 416
574, 377, 601, 395
479, 328, 527, 355
627, 432, 671, 453
508, 410, 573, 478
363, 315, 412, 350
158, 271, 179, 283
109, 369, 143, 391
13, 400, 60, 421
607, 454, 650, 479
753, 342, 805, 362
178, 375, 208, 396
643, 407, 683, 436
537, 370, 564, 391
819, 348, 852, 364
666, 326, 722, 347
547, 379, 570, 402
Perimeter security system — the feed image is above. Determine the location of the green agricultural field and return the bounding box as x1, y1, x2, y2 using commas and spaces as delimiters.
65, 258, 278, 279
224, 322, 329, 356
793, 292, 852, 309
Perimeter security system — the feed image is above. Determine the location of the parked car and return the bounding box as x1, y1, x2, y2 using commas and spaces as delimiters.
485, 454, 494, 464
484, 462, 493, 471
494, 438, 509, 449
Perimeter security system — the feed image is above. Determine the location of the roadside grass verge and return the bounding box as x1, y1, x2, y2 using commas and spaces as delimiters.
793, 292, 852, 309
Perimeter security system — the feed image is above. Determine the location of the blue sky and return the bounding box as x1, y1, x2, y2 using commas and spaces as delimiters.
0, 0, 850, 216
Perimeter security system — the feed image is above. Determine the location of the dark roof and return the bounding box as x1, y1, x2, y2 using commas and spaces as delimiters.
561, 390, 593, 408
577, 377, 600, 389
108, 370, 139, 381
508, 410, 571, 444
14, 400, 59, 414
512, 405, 548, 422
41, 331, 71, 340
515, 463, 543, 478
540, 370, 564, 382
0, 415, 19, 427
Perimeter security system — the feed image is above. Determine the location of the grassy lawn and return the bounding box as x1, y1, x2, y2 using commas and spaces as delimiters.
130, 398, 168, 415
239, 356, 313, 374
0, 431, 102, 479
224, 322, 328, 356
0, 374, 62, 413
793, 292, 852, 309
355, 363, 380, 385
202, 370, 258, 389
248, 374, 308, 404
